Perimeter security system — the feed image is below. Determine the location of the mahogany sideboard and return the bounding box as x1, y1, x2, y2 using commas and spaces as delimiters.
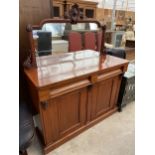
24, 50, 129, 154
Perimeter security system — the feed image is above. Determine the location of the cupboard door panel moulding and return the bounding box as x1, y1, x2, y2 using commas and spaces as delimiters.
40, 88, 87, 146
90, 75, 122, 120
95, 79, 113, 116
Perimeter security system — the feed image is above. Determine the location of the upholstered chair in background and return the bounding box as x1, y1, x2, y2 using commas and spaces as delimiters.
68, 32, 82, 52
84, 32, 96, 50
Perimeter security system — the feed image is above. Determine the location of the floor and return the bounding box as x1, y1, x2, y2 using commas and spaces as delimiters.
28, 102, 135, 155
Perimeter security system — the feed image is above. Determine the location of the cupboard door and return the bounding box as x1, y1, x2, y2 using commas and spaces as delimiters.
90, 76, 121, 119
40, 88, 87, 145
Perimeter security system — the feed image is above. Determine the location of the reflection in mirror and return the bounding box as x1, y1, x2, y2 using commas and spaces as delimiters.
32, 22, 101, 57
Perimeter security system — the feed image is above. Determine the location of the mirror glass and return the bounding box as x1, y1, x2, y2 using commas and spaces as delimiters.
32, 22, 101, 57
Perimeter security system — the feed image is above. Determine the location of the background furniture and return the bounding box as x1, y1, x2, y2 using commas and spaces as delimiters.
106, 48, 126, 59
126, 40, 135, 48
19, 101, 35, 155
105, 31, 135, 61
37, 32, 52, 56
118, 61, 135, 111
112, 31, 125, 47
105, 30, 125, 48
53, 0, 97, 19
121, 30, 135, 48
125, 47, 135, 61
105, 48, 135, 111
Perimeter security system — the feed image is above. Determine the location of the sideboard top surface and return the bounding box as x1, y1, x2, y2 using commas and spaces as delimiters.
24, 50, 128, 88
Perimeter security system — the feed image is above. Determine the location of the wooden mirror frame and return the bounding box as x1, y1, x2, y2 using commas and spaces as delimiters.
26, 18, 106, 68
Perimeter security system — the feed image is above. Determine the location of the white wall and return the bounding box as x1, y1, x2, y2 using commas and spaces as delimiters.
84, 0, 135, 11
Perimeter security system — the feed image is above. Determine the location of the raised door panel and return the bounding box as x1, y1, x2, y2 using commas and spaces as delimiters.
40, 88, 87, 145
58, 93, 79, 133
96, 79, 113, 115
90, 76, 121, 119
57, 89, 86, 137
